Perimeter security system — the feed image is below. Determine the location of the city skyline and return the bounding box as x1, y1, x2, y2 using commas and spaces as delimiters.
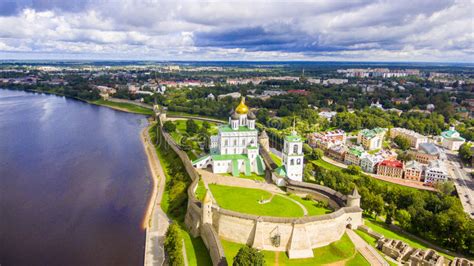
0, 0, 473, 62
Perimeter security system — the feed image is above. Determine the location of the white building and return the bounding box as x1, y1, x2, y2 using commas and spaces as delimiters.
390, 128, 428, 149
319, 111, 337, 121
275, 128, 304, 182
192, 98, 265, 176
217, 92, 241, 100
424, 160, 449, 184
360, 154, 384, 173
440, 126, 465, 151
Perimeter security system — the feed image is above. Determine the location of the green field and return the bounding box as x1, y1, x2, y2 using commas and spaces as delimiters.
224, 172, 266, 182
221, 233, 359, 265
346, 252, 371, 266
269, 152, 282, 166
311, 159, 344, 171
364, 218, 454, 260
93, 99, 154, 115
287, 194, 333, 216
169, 119, 219, 160
209, 184, 305, 217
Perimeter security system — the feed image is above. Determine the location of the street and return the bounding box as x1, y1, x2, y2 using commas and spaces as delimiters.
441, 149, 474, 219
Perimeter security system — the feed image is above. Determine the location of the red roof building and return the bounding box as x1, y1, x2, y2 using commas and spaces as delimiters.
376, 159, 404, 179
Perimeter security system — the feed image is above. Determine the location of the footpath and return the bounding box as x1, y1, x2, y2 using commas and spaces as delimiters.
142, 127, 171, 266
346, 229, 389, 266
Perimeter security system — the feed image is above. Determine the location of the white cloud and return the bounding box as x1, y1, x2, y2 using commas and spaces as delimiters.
0, 0, 472, 61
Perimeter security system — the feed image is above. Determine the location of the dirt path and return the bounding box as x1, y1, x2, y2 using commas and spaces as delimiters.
142, 127, 171, 266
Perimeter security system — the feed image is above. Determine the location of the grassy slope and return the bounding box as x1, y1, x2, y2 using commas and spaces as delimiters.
355, 230, 398, 266
363, 218, 454, 260
93, 99, 154, 115
311, 159, 344, 171
221, 233, 357, 266
149, 126, 212, 266
209, 184, 304, 217
287, 194, 333, 216
224, 172, 266, 182
345, 252, 371, 266
269, 152, 283, 167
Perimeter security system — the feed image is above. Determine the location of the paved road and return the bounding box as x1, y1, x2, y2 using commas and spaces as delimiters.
442, 150, 474, 218
346, 229, 389, 266
142, 128, 171, 266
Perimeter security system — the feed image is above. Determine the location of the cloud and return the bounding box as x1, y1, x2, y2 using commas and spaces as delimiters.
0, 0, 472, 61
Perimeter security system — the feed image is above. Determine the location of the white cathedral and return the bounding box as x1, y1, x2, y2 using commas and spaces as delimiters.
192, 98, 266, 176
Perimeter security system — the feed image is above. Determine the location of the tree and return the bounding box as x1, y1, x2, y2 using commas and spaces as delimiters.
186, 119, 199, 134
345, 165, 362, 175
202, 121, 211, 130
163, 121, 177, 132
394, 135, 411, 151
313, 148, 324, 160
458, 143, 472, 164
233, 246, 265, 266
395, 209, 412, 229
164, 222, 184, 266
434, 181, 455, 196
397, 151, 414, 162
303, 143, 313, 157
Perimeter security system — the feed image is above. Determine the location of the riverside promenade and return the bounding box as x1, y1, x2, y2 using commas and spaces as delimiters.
142, 127, 170, 266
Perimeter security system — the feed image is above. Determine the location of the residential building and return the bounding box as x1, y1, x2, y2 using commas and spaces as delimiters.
390, 128, 428, 149
325, 145, 347, 161
357, 128, 387, 151
377, 159, 404, 179
424, 160, 449, 183
344, 146, 365, 166
440, 126, 465, 151
360, 154, 384, 173
307, 130, 346, 149
407, 143, 440, 164
404, 160, 423, 181
217, 92, 242, 100
319, 111, 337, 121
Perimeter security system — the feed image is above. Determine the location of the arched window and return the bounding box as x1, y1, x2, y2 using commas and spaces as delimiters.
290, 159, 294, 165
293, 144, 298, 154
297, 159, 301, 165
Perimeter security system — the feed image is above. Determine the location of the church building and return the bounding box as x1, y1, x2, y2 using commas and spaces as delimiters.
275, 127, 304, 182
192, 98, 265, 176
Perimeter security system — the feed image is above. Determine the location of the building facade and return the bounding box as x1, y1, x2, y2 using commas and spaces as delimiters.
404, 160, 423, 181
275, 130, 304, 182
357, 128, 386, 151
376, 159, 404, 179
440, 126, 465, 151
390, 127, 428, 149
360, 154, 384, 173
424, 160, 449, 183
344, 146, 365, 166
407, 143, 440, 164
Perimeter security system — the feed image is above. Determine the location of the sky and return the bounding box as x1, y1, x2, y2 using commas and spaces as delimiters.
0, 0, 473, 62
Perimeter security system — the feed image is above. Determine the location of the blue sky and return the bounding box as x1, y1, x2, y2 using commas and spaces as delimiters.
0, 0, 472, 62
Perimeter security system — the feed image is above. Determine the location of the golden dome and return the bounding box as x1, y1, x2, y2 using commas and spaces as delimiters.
235, 97, 249, 114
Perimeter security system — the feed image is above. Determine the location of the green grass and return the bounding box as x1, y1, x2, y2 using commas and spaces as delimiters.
170, 119, 218, 160
287, 194, 333, 216
93, 99, 154, 115
209, 184, 304, 217
195, 179, 207, 201
364, 218, 454, 260
224, 172, 266, 182
167, 111, 227, 122
221, 233, 356, 266
269, 152, 282, 166
346, 252, 370, 266
311, 159, 344, 171
355, 229, 401, 266
181, 229, 213, 266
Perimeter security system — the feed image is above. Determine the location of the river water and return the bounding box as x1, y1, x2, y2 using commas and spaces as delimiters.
0, 89, 151, 266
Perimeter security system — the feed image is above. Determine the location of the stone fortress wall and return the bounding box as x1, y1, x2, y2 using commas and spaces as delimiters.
157, 112, 363, 263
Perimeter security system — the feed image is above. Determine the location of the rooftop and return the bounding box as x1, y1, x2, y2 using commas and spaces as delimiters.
419, 142, 439, 155
379, 159, 403, 168
219, 124, 257, 133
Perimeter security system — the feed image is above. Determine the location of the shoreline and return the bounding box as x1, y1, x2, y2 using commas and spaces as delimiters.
140, 125, 159, 230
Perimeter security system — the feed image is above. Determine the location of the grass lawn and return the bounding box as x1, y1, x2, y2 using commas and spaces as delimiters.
311, 159, 344, 171
269, 152, 282, 167
364, 218, 454, 260
287, 194, 333, 216
93, 99, 154, 115
195, 179, 207, 201
209, 184, 304, 217
224, 172, 266, 182
167, 111, 227, 122
346, 252, 370, 266
221, 233, 357, 266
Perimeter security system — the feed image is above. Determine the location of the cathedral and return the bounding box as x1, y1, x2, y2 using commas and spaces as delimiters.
192, 98, 266, 176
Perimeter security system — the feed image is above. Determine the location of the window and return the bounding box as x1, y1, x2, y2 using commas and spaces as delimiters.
234, 139, 237, 146
293, 144, 298, 154
291, 159, 294, 165
297, 159, 301, 165
224, 139, 228, 146
242, 139, 245, 145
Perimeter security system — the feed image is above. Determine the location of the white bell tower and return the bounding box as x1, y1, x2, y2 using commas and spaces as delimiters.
282, 121, 304, 182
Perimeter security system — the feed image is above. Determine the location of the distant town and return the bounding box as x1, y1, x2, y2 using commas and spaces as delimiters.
1, 61, 473, 265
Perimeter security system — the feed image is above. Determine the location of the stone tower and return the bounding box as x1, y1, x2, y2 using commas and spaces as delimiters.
258, 130, 270, 151
347, 188, 361, 208
282, 128, 304, 182
202, 190, 213, 225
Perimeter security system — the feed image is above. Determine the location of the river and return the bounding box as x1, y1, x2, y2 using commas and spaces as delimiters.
0, 89, 151, 266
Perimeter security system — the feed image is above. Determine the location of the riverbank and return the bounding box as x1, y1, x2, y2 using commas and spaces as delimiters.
90, 99, 154, 115
141, 125, 170, 266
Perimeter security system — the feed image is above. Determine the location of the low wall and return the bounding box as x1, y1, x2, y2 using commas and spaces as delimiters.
108, 97, 153, 109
